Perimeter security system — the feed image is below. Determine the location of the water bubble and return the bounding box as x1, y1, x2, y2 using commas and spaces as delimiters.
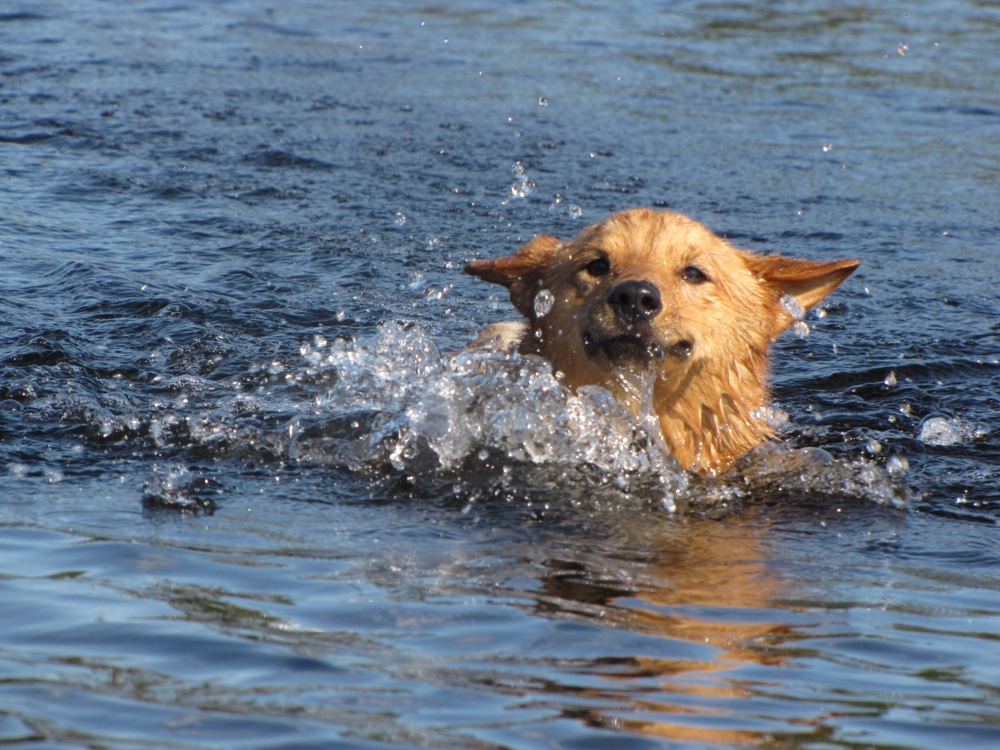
533, 289, 555, 318
511, 161, 526, 176
335, 310, 347, 322
7, 463, 28, 478
865, 438, 882, 454
883, 371, 897, 388
897, 42, 909, 55
477, 449, 489, 461
408, 271, 427, 290
314, 334, 328, 348
899, 400, 911, 415
569, 205, 583, 219
394, 212, 408, 227
823, 142, 833, 152
538, 97, 548, 107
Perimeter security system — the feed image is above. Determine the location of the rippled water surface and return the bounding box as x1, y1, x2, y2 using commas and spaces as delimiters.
2, 1, 1000, 747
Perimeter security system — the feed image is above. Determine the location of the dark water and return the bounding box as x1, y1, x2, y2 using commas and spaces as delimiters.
2, 1, 1000, 747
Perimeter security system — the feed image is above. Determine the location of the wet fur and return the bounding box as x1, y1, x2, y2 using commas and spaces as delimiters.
465, 208, 859, 475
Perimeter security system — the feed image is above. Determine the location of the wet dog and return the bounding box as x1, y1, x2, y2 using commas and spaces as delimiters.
465, 208, 859, 475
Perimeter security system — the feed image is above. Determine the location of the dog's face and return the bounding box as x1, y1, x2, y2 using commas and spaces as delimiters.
467, 208, 858, 390
466, 208, 859, 472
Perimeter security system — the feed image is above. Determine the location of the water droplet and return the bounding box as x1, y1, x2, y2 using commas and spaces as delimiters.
534, 289, 555, 318
897, 42, 909, 55
791, 321, 810, 338
780, 294, 805, 320
899, 400, 911, 415
477, 449, 489, 461
511, 161, 526, 176
569, 205, 583, 218
509, 179, 536, 198
408, 271, 427, 290
886, 454, 909, 476
335, 310, 346, 321
865, 438, 882, 454
394, 212, 408, 227
883, 371, 897, 388
538, 96, 548, 107
823, 142, 833, 152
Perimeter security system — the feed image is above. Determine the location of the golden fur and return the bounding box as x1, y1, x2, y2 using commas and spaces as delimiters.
465, 207, 859, 475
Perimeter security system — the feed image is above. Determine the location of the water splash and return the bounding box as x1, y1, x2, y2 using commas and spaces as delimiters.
32, 318, 910, 514
611, 365, 684, 512
918, 416, 989, 446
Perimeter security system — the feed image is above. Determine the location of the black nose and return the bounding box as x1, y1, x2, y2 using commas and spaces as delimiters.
606, 280, 662, 326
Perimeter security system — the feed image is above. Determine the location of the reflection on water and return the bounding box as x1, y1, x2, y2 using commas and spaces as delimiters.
2, 0, 1000, 747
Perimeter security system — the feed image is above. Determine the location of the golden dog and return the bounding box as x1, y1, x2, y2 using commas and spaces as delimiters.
465, 208, 859, 475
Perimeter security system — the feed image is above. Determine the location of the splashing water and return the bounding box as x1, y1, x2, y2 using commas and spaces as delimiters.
612, 366, 684, 512
125, 323, 909, 512
918, 416, 989, 446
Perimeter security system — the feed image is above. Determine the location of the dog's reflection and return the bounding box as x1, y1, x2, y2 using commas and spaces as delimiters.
537, 514, 793, 745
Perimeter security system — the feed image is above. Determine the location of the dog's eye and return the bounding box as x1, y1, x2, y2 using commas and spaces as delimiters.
680, 265, 710, 284
585, 257, 611, 277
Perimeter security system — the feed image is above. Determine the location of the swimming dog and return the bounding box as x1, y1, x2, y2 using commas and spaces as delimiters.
465, 208, 859, 475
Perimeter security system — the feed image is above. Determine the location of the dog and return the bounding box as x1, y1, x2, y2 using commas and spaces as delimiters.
465, 207, 859, 475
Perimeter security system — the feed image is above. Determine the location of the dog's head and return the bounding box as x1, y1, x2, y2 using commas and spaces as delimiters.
466, 208, 859, 391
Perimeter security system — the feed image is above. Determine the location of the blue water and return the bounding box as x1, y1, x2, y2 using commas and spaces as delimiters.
2, 1, 1000, 747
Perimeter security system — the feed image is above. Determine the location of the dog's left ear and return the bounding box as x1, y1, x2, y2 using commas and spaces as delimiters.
746, 254, 860, 331
465, 234, 563, 317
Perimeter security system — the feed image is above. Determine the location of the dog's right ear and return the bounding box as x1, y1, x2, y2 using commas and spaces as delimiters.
465, 235, 563, 317
464, 235, 562, 287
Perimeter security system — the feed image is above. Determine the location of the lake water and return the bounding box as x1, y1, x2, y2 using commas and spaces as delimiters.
2, 1, 999, 747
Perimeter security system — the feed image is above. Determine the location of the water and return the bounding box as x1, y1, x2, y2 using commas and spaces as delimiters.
2, 1, 999, 747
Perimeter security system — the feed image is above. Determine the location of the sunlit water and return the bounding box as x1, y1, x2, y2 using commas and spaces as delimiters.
2, 1, 999, 748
